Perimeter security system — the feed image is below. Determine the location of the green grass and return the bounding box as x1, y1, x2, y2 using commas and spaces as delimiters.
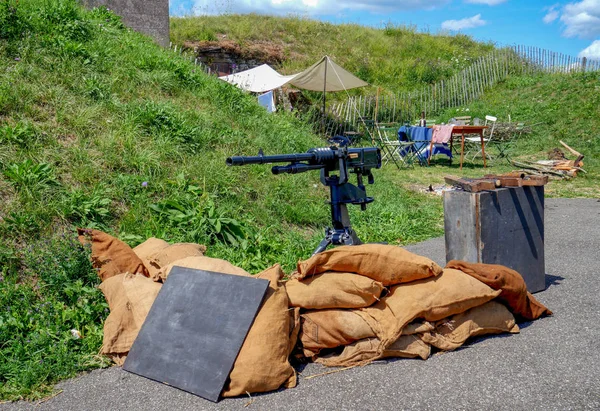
170, 14, 495, 93
0, 1, 445, 400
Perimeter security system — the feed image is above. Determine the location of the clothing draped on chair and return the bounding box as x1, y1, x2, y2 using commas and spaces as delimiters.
398, 126, 453, 164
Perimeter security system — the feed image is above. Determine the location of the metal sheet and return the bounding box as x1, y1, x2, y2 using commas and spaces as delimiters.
123, 267, 269, 402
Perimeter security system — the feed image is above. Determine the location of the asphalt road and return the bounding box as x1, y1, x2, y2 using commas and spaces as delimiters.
4, 198, 600, 411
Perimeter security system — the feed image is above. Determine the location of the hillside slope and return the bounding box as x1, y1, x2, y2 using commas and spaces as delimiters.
170, 14, 495, 93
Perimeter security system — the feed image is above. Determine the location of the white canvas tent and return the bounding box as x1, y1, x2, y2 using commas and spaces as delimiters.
219, 64, 297, 93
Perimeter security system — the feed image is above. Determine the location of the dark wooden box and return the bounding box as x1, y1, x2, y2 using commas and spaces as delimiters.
444, 186, 545, 293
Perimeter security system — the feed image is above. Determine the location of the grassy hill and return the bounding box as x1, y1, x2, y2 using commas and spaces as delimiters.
0, 1, 444, 400
170, 14, 495, 93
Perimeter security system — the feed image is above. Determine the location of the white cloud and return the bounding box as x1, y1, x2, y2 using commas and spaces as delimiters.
441, 14, 487, 31
182, 0, 450, 16
463, 0, 506, 5
558, 0, 600, 38
543, 6, 559, 24
578, 39, 600, 59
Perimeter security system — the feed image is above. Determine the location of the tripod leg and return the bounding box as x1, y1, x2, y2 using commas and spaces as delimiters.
312, 236, 332, 255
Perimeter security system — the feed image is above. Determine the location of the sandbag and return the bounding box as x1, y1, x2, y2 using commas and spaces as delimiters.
145, 243, 207, 281
316, 335, 430, 367
99, 273, 162, 363
356, 268, 501, 353
446, 260, 552, 320
299, 309, 376, 357
421, 300, 520, 351
296, 244, 442, 286
285, 272, 385, 309
133, 237, 170, 262
288, 307, 301, 357
222, 265, 296, 397
158, 255, 250, 282
77, 228, 148, 281
402, 320, 435, 336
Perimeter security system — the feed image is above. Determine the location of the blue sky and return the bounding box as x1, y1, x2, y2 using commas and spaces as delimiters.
169, 0, 600, 60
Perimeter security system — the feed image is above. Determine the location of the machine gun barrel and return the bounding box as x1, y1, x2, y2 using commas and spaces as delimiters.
226, 152, 317, 166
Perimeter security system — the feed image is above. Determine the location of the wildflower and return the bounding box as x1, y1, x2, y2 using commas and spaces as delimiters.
141, 181, 148, 188
14, 57, 20, 61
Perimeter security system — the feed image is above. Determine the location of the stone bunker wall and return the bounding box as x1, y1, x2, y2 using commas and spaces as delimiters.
81, 0, 169, 47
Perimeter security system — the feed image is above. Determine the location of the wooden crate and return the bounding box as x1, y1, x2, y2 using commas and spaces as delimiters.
444, 186, 546, 293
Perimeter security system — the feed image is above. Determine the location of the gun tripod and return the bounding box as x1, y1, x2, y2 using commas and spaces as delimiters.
312, 171, 374, 255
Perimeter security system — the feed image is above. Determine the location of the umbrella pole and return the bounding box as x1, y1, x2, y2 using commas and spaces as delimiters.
321, 57, 328, 136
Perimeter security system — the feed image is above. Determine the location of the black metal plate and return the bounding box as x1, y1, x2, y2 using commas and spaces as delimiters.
123, 267, 269, 402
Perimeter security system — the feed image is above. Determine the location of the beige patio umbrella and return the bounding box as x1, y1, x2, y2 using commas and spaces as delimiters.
289, 56, 369, 131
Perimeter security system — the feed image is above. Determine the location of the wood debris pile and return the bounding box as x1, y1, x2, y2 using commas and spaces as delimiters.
511, 140, 586, 178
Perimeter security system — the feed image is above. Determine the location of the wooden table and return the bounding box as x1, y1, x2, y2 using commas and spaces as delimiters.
427, 125, 488, 169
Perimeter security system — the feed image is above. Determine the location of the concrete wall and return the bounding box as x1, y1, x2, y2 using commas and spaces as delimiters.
81, 0, 169, 47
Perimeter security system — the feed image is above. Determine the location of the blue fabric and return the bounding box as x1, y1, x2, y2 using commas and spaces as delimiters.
257, 90, 275, 112
398, 125, 452, 161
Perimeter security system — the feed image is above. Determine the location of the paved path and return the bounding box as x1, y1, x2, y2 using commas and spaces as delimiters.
4, 198, 600, 411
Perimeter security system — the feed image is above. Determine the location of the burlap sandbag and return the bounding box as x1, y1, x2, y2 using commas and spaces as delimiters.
296, 244, 442, 286
299, 309, 376, 358
133, 237, 170, 263
77, 228, 148, 281
158, 255, 250, 282
402, 320, 435, 336
316, 335, 431, 367
446, 260, 552, 320
145, 243, 207, 281
99, 273, 162, 364
222, 265, 296, 397
356, 268, 501, 355
288, 307, 301, 357
285, 272, 385, 309
421, 300, 520, 351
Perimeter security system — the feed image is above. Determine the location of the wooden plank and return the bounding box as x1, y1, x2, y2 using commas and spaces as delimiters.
444, 175, 498, 192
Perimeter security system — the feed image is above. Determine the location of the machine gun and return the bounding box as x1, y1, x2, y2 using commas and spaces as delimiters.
226, 146, 381, 255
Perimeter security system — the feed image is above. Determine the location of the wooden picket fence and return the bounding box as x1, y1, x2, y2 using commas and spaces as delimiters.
167, 41, 599, 138
329, 45, 600, 134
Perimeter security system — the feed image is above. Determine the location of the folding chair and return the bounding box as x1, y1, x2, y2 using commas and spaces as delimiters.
375, 124, 417, 168
454, 116, 472, 125
464, 115, 497, 161
397, 125, 429, 167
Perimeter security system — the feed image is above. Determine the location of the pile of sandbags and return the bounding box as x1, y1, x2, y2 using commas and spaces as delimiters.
78, 229, 296, 396
78, 228, 551, 398
287, 244, 552, 367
